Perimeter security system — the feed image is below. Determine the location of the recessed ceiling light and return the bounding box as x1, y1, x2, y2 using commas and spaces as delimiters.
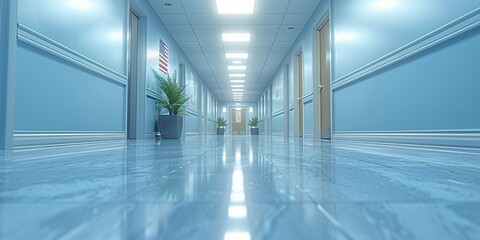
230, 80, 245, 83
226, 53, 248, 59
232, 89, 244, 92
217, 0, 255, 14
230, 74, 246, 77
232, 60, 242, 64
222, 33, 251, 42
228, 66, 247, 70
231, 85, 245, 88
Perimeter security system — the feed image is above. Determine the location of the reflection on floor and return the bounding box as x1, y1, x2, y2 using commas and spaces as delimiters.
1, 136, 479, 240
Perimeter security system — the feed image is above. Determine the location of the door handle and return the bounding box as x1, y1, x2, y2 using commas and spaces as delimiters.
318, 84, 324, 91
297, 97, 301, 102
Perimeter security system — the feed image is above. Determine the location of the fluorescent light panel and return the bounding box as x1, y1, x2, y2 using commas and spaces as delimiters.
230, 74, 246, 77
222, 33, 250, 42
217, 0, 254, 14
228, 66, 247, 70
233, 60, 242, 64
230, 80, 245, 83
226, 53, 248, 59
232, 89, 244, 92
231, 85, 244, 88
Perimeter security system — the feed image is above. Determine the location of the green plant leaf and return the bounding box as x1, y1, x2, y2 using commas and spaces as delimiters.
152, 69, 190, 116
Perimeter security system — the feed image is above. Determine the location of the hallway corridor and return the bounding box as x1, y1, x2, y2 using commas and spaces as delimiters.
1, 136, 479, 239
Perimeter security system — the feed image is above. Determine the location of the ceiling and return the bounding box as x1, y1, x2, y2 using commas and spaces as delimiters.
147, 0, 322, 102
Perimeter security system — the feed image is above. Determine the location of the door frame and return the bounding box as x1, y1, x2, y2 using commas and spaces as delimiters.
283, 61, 290, 138
0, 0, 17, 149
127, 10, 139, 140
127, 1, 147, 140
178, 59, 186, 137
294, 47, 304, 138
313, 10, 332, 139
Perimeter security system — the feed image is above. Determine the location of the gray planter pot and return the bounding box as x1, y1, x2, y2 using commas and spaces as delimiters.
217, 128, 225, 135
158, 115, 183, 139
250, 127, 259, 135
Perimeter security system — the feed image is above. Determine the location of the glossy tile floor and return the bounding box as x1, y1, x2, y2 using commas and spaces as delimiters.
1, 136, 480, 240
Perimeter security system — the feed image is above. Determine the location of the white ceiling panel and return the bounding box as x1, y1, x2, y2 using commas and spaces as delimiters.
172, 33, 197, 42
181, 0, 217, 14
255, 0, 290, 13
253, 14, 284, 25
251, 34, 276, 42
249, 47, 271, 54
272, 41, 294, 49
181, 47, 204, 54
159, 14, 190, 25
252, 25, 280, 34
166, 24, 194, 34
187, 14, 219, 24
275, 34, 298, 42
148, 0, 185, 14
199, 41, 223, 49
248, 54, 268, 64
250, 41, 273, 48
192, 24, 221, 33
287, 0, 321, 14
195, 33, 222, 42
282, 14, 311, 25
278, 24, 304, 33
148, 0, 323, 102
178, 41, 200, 48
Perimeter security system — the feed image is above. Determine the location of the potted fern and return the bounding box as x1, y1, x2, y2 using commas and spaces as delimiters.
152, 69, 190, 139
216, 117, 228, 135
248, 116, 260, 135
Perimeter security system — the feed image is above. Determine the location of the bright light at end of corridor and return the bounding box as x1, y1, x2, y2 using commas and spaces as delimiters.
372, 0, 399, 10
228, 205, 247, 218
224, 232, 251, 240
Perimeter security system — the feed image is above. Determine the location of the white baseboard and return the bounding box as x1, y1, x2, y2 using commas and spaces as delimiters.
13, 131, 126, 149
333, 130, 480, 148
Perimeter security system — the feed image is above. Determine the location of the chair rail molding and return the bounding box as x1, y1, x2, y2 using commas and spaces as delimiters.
332, 7, 480, 90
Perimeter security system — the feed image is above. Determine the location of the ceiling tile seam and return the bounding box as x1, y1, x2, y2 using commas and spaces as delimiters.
252, 0, 293, 96
180, 0, 226, 101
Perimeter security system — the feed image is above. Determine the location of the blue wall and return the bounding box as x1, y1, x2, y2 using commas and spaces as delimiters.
14, 0, 128, 147
332, 0, 480, 147
7, 0, 217, 148
257, 0, 479, 147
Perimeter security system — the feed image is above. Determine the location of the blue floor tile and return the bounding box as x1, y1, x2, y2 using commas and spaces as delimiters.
1, 136, 479, 239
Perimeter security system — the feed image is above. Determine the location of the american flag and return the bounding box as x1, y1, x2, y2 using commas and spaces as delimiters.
159, 39, 169, 74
